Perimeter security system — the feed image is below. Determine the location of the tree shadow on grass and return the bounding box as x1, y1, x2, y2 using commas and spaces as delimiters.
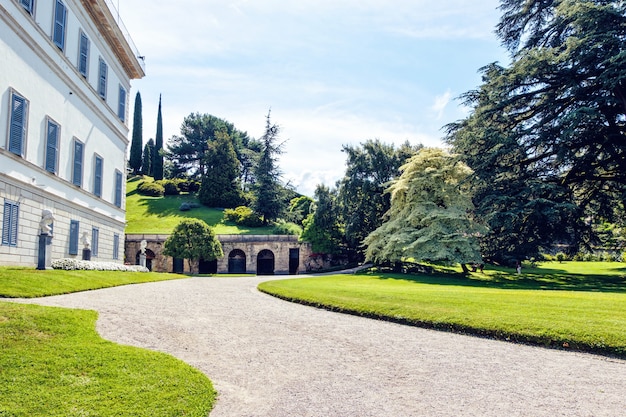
364, 266, 626, 293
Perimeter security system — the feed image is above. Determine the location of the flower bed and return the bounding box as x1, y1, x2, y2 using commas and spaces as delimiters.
52, 258, 149, 272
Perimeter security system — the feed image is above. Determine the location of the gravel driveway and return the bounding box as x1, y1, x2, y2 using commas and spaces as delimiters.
13, 276, 626, 417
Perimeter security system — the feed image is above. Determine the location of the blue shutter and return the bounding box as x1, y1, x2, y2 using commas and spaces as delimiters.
69, 220, 79, 255
45, 120, 59, 174
20, 0, 34, 14
79, 32, 89, 77
73, 141, 83, 187
113, 234, 120, 259
94, 156, 103, 197
98, 59, 107, 99
53, 0, 67, 50
114, 171, 123, 207
2, 201, 19, 247
118, 86, 126, 121
9, 93, 27, 156
91, 228, 99, 257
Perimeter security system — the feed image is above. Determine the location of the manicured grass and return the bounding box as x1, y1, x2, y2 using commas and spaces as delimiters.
125, 176, 274, 235
0, 302, 216, 416
258, 262, 626, 357
0, 267, 188, 298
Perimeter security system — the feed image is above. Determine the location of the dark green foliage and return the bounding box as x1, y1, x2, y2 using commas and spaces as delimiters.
141, 141, 152, 176
129, 92, 143, 174
137, 180, 164, 197
167, 113, 258, 187
198, 131, 245, 208
153, 95, 164, 180
337, 139, 421, 260
301, 185, 343, 254
252, 111, 286, 225
163, 219, 223, 273
223, 206, 263, 227
157, 179, 180, 196
286, 195, 313, 226
271, 220, 302, 236
446, 0, 626, 262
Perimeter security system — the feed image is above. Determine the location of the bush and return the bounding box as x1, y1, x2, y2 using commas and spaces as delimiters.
52, 258, 148, 272
555, 252, 568, 263
156, 179, 180, 196
177, 179, 201, 193
224, 206, 263, 227
137, 180, 164, 197
272, 221, 302, 236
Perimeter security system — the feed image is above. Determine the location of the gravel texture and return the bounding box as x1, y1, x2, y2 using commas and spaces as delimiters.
13, 276, 626, 417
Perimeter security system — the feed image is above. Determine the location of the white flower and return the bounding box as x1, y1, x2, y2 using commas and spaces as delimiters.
51, 258, 149, 272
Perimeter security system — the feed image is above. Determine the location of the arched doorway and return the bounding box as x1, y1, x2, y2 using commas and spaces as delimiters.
228, 249, 247, 274
257, 249, 275, 275
199, 258, 218, 274
136, 249, 155, 271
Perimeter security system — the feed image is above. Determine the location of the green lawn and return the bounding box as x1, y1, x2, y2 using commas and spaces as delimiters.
125, 176, 274, 235
0, 302, 215, 416
259, 261, 626, 357
0, 267, 188, 298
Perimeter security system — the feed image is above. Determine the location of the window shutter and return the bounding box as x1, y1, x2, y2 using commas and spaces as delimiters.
79, 33, 89, 77
113, 234, 120, 259
114, 171, 123, 207
73, 141, 83, 186
20, 0, 34, 14
45, 121, 58, 173
91, 228, 99, 256
118, 86, 126, 121
53, 0, 67, 50
2, 201, 19, 247
94, 156, 103, 197
69, 220, 79, 255
9, 94, 26, 156
98, 59, 107, 99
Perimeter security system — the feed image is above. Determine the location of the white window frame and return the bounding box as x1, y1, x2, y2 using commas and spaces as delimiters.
78, 30, 90, 78
7, 89, 29, 157
52, 0, 67, 51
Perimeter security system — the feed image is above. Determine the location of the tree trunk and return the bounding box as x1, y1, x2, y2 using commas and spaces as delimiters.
460, 263, 470, 274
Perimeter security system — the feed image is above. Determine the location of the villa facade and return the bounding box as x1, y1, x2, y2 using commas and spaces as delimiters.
0, 0, 144, 266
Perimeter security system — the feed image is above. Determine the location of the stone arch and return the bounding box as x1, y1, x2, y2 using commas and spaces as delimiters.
228, 249, 247, 274
136, 248, 155, 271
257, 249, 275, 275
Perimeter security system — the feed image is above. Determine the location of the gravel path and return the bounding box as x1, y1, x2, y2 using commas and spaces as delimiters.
13, 276, 626, 417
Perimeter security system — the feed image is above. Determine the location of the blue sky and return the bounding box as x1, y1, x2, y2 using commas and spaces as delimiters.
119, 0, 509, 196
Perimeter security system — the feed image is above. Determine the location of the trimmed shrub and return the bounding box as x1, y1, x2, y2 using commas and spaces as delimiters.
272, 221, 302, 236
137, 180, 164, 197
156, 179, 180, 196
52, 258, 148, 272
224, 206, 263, 227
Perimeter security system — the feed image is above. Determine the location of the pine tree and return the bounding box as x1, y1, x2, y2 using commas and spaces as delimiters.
141, 141, 152, 176
198, 131, 245, 208
129, 92, 143, 174
252, 111, 285, 225
153, 95, 164, 180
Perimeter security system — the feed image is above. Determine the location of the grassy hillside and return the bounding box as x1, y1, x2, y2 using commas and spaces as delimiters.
125, 176, 275, 235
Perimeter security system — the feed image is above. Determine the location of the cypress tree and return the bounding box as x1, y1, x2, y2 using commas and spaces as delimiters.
153, 94, 164, 180
129, 92, 143, 174
141, 142, 152, 176
198, 131, 244, 208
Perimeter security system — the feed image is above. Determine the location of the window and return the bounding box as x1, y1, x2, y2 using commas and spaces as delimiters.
113, 233, 120, 260
118, 85, 126, 122
72, 139, 84, 187
2, 200, 19, 247
91, 227, 99, 257
69, 220, 79, 255
8, 90, 28, 157
20, 0, 34, 15
78, 31, 90, 78
93, 154, 103, 197
53, 0, 67, 51
98, 58, 107, 99
114, 170, 123, 208
45, 118, 59, 174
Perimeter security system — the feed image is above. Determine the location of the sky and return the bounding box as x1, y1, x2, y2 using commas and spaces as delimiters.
117, 0, 510, 196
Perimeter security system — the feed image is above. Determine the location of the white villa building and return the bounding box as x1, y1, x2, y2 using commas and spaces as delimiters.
0, 0, 144, 266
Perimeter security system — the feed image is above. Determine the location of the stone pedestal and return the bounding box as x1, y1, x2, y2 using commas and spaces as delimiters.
37, 234, 48, 270
139, 253, 146, 268
82, 248, 91, 261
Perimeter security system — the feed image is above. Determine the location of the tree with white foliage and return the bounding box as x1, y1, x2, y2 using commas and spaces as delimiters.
364, 148, 486, 271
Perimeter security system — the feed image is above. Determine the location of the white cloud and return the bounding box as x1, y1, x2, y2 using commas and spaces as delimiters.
432, 90, 452, 120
